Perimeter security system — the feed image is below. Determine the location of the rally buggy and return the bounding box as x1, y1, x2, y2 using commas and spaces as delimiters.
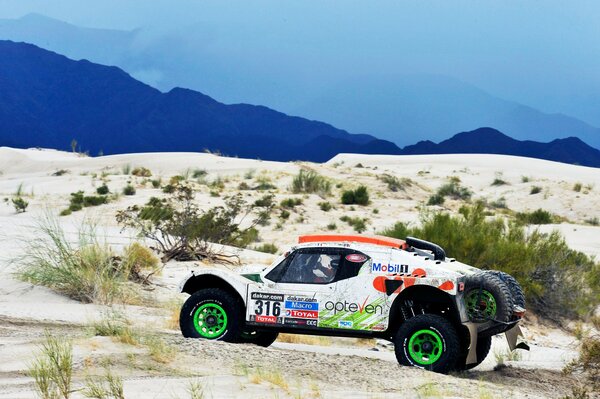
178, 234, 527, 373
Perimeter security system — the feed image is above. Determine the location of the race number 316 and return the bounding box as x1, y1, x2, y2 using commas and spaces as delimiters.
254, 300, 281, 316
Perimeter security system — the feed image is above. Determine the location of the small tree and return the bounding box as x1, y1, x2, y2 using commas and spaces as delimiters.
116, 184, 274, 262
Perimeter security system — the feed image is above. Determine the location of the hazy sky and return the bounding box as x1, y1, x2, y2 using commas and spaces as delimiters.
1, 0, 599, 126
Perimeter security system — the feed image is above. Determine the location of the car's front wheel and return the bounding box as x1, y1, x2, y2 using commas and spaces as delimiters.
180, 288, 242, 342
394, 314, 460, 374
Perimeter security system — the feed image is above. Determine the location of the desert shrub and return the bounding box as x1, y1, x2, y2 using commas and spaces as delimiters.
96, 185, 110, 195
192, 169, 207, 179
586, 217, 599, 226
564, 327, 600, 392
327, 223, 337, 231
83, 367, 125, 399
116, 184, 273, 262
120, 242, 161, 284
341, 185, 369, 205
162, 184, 176, 193
151, 179, 161, 188
379, 174, 413, 192
170, 175, 186, 185
209, 177, 225, 190
121, 164, 132, 175
123, 185, 136, 196
530, 186, 542, 195
427, 193, 445, 206
280, 209, 290, 220
573, 182, 583, 192
254, 243, 278, 254
52, 169, 69, 176
489, 197, 507, 209
131, 167, 152, 177
491, 178, 507, 186
516, 209, 554, 225
319, 201, 333, 212
12, 196, 29, 213
18, 216, 140, 304
280, 198, 302, 208
521, 176, 530, 183
253, 176, 277, 191
291, 170, 331, 196
238, 182, 251, 190
340, 215, 368, 233
437, 180, 472, 200
381, 203, 599, 319
83, 195, 108, 207
91, 311, 138, 345
29, 332, 72, 399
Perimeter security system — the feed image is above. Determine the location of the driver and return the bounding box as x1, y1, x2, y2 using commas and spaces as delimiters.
313, 254, 336, 282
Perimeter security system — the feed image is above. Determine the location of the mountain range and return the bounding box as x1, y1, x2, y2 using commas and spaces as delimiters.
1, 39, 600, 167
1, 14, 599, 149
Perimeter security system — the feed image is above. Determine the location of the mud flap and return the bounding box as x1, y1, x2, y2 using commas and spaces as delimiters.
505, 324, 529, 351
464, 322, 479, 365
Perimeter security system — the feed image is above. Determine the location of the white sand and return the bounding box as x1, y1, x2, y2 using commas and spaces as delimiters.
0, 147, 596, 398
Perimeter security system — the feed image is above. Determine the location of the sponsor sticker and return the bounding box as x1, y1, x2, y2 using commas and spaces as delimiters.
251, 292, 285, 301
371, 263, 408, 274
338, 320, 353, 328
346, 253, 368, 263
284, 318, 318, 327
285, 309, 318, 319
285, 301, 319, 311
254, 315, 278, 324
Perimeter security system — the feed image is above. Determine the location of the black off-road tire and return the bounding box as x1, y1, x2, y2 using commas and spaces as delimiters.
464, 272, 514, 337
238, 330, 279, 347
487, 270, 526, 309
180, 288, 242, 342
455, 335, 492, 371
394, 314, 460, 374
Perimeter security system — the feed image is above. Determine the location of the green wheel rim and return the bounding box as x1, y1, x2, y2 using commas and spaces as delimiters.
193, 303, 228, 339
465, 289, 497, 321
408, 329, 443, 365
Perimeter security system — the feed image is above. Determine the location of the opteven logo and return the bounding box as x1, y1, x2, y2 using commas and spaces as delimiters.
323, 297, 383, 315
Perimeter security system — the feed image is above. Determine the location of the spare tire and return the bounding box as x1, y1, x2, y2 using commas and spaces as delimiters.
464, 272, 514, 337
487, 270, 526, 309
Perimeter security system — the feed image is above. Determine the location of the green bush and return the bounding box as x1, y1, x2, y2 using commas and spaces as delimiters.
132, 167, 152, 177
340, 215, 368, 233
516, 209, 554, 225
327, 223, 337, 230
573, 182, 583, 192
491, 178, 508, 186
427, 193, 445, 206
291, 170, 331, 196
280, 209, 290, 220
123, 185, 136, 196
341, 185, 369, 205
18, 216, 139, 304
96, 185, 110, 195
83, 195, 108, 207
530, 186, 542, 195
253, 243, 278, 254
12, 196, 29, 213
29, 332, 73, 399
380, 203, 599, 319
280, 198, 303, 208
379, 174, 413, 192
151, 179, 161, 188
437, 181, 472, 200
319, 201, 333, 212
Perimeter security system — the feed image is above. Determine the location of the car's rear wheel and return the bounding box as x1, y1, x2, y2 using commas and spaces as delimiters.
239, 330, 279, 347
487, 270, 526, 309
464, 272, 514, 336
394, 314, 459, 374
180, 288, 242, 342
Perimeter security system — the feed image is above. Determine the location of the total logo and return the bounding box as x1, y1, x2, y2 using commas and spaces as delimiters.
285, 309, 318, 319
372, 263, 408, 274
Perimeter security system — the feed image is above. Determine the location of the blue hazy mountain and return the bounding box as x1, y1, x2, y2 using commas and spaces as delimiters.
1, 40, 600, 167
403, 128, 600, 168
0, 40, 401, 161
1, 14, 599, 149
